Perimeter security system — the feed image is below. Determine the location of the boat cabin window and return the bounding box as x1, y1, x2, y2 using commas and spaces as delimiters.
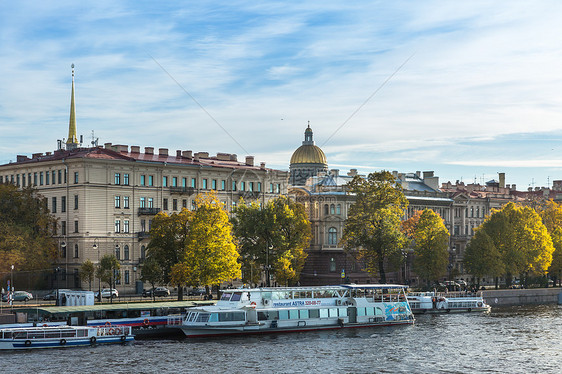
220, 292, 233, 301
309, 309, 319, 318
319, 309, 329, 318
289, 309, 299, 319
279, 310, 289, 320
272, 291, 291, 300
217, 311, 245, 322
257, 311, 279, 321
195, 313, 210, 323
299, 310, 309, 319
230, 292, 242, 302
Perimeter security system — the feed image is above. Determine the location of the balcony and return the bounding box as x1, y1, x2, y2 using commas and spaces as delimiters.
169, 186, 196, 195
138, 207, 161, 216
138, 231, 150, 241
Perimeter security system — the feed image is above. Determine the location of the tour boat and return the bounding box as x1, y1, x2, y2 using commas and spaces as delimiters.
0, 324, 134, 350
407, 291, 491, 314
180, 284, 414, 338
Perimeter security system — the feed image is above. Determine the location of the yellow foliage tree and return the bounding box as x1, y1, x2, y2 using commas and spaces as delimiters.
181, 192, 241, 288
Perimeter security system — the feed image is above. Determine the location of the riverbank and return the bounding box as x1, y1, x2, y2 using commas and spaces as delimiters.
482, 287, 562, 306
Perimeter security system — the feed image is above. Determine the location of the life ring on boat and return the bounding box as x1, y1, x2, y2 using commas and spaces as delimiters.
24, 340, 31, 347
105, 321, 111, 327
109, 328, 115, 335
42, 324, 48, 327
250, 302, 257, 307
60, 339, 66, 346
115, 327, 122, 335
477, 302, 483, 307
90, 336, 96, 344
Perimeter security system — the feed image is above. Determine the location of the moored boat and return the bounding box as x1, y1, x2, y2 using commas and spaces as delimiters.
407, 291, 491, 314
0, 325, 133, 350
180, 284, 414, 338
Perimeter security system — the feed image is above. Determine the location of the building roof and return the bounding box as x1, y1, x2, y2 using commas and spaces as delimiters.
290, 124, 328, 166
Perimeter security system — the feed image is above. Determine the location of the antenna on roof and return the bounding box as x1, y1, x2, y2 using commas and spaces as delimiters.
91, 130, 99, 147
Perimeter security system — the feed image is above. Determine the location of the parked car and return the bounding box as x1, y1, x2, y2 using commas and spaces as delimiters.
2, 291, 33, 302
94, 288, 118, 298
142, 287, 170, 297
187, 288, 206, 296
43, 289, 71, 300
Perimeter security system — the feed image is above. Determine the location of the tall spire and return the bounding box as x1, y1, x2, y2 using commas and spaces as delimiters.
66, 64, 79, 150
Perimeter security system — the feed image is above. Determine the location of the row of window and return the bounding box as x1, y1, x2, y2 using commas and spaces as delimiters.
115, 219, 130, 233
323, 204, 342, 215
135, 173, 281, 193
0, 169, 74, 187
49, 195, 79, 213
57, 220, 79, 236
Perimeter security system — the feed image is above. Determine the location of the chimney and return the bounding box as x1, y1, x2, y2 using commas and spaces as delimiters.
104, 142, 112, 149
330, 169, 339, 177
245, 156, 254, 166
182, 150, 192, 159
230, 154, 238, 162
498, 173, 505, 188
159, 148, 168, 156
145, 147, 154, 155
16, 155, 29, 162
176, 150, 182, 157
115, 145, 128, 153
553, 180, 562, 191
260, 162, 266, 169
194, 153, 200, 162
130, 146, 140, 153
32, 153, 42, 159
416, 171, 421, 178
348, 169, 358, 177
423, 171, 434, 179
512, 184, 516, 191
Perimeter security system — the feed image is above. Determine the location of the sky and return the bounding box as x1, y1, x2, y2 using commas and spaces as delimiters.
2, 1, 562, 190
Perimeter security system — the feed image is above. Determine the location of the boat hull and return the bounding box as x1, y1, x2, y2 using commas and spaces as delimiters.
0, 335, 134, 350
180, 319, 414, 338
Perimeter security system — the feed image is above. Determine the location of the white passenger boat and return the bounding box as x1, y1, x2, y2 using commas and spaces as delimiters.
407, 291, 491, 314
180, 284, 414, 338
0, 325, 134, 350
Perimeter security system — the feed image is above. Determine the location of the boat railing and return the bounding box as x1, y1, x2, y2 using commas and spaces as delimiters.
167, 316, 183, 326
96, 325, 131, 336
1, 327, 87, 340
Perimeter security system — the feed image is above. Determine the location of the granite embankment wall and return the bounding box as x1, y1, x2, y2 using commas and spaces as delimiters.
482, 288, 562, 307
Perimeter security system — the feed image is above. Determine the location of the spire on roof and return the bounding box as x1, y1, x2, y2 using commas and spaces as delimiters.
66, 64, 79, 150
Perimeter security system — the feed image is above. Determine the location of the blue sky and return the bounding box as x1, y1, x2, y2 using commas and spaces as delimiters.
2, 1, 562, 189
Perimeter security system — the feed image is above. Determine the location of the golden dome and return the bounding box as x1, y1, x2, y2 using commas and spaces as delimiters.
290, 123, 328, 165
290, 144, 327, 165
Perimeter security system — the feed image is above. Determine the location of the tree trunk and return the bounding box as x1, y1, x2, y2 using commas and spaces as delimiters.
378, 258, 387, 284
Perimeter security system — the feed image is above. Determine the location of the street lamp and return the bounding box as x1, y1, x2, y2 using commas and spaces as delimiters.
60, 241, 67, 288
265, 244, 273, 287
93, 240, 100, 302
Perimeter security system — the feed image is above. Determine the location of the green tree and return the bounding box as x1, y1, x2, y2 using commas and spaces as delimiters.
79, 259, 95, 291
0, 184, 58, 280
180, 192, 241, 289
232, 196, 311, 286
411, 209, 450, 286
140, 257, 163, 301
341, 171, 409, 283
96, 254, 120, 302
146, 208, 191, 300
548, 227, 562, 286
464, 230, 505, 289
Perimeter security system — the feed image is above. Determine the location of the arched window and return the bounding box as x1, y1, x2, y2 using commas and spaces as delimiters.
330, 204, 335, 215
141, 245, 146, 260
336, 204, 341, 215
324, 204, 329, 215
115, 245, 120, 260
124, 245, 130, 260
328, 227, 337, 245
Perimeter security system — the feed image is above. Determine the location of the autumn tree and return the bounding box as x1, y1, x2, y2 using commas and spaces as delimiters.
537, 200, 562, 286
146, 208, 191, 300
464, 230, 504, 289
475, 202, 554, 287
232, 196, 311, 286
79, 259, 95, 291
341, 171, 409, 283
411, 209, 450, 287
179, 192, 241, 290
0, 184, 58, 283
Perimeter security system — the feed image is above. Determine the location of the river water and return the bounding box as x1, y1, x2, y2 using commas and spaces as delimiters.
2, 304, 560, 374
